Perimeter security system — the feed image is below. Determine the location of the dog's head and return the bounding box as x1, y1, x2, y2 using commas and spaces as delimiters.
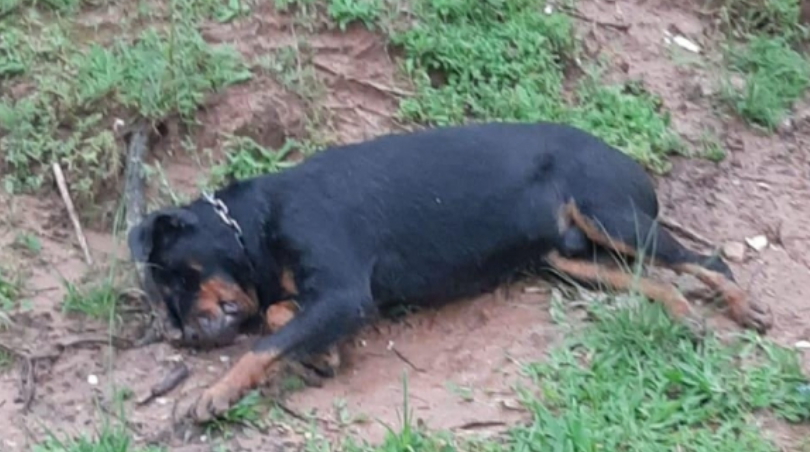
128, 205, 261, 349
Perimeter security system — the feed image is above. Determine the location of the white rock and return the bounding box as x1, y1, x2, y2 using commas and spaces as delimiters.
795, 340, 810, 349
722, 242, 746, 262
673, 35, 701, 53
87, 374, 99, 386
745, 235, 769, 251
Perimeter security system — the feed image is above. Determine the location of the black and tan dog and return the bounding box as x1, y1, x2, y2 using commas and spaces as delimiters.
128, 121, 773, 422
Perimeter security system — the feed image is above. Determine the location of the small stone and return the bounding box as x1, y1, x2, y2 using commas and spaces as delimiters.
777, 117, 794, 135
219, 355, 230, 363
795, 340, 810, 349
745, 235, 769, 252
87, 374, 99, 386
722, 242, 746, 262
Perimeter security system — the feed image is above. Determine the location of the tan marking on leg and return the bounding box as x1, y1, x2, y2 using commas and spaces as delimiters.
265, 300, 298, 332
547, 251, 694, 321
564, 201, 640, 257
280, 266, 298, 296
673, 264, 748, 322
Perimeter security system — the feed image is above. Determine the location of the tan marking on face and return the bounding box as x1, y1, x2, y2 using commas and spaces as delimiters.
197, 277, 258, 319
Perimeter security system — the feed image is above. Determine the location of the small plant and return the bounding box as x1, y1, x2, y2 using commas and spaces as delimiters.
716, 0, 808, 41
32, 423, 164, 452
204, 390, 267, 435
327, 0, 382, 31
720, 36, 810, 130
209, 136, 301, 186
14, 232, 42, 255
0, 268, 18, 326
62, 278, 120, 320
0, 17, 251, 204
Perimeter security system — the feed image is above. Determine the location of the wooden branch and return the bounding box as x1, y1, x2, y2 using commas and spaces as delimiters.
52, 163, 94, 266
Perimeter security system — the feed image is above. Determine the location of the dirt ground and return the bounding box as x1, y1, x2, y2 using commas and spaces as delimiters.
1, 0, 809, 450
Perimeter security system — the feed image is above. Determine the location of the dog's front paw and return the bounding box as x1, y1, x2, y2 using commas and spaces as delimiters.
188, 382, 246, 422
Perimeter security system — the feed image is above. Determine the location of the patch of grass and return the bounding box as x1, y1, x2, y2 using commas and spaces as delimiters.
33, 423, 164, 452
335, 297, 809, 452
0, 268, 18, 326
327, 0, 382, 31
61, 278, 120, 320
720, 36, 810, 130
13, 231, 42, 255
389, 0, 682, 172
0, 7, 251, 203
203, 390, 268, 435
716, 0, 808, 42
209, 136, 302, 186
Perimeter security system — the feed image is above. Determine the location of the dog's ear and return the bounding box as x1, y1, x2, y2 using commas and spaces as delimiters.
128, 208, 199, 262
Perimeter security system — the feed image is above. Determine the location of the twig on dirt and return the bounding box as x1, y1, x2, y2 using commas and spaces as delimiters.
389, 344, 426, 373
559, 6, 631, 32
451, 420, 508, 431
18, 357, 35, 412
275, 400, 332, 426
52, 162, 94, 266
658, 216, 715, 248
312, 61, 415, 98
137, 362, 191, 406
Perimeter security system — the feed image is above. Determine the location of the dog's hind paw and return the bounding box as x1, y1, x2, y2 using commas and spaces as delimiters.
739, 301, 774, 334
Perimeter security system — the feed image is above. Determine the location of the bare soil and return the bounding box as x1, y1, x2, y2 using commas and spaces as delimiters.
1, 0, 809, 450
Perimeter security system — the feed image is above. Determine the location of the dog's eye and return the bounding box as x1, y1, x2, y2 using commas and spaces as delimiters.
220, 301, 239, 315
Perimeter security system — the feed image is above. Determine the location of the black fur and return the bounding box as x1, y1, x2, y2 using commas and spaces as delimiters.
129, 121, 732, 358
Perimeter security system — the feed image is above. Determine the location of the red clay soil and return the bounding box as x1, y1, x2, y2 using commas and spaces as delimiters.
1, 0, 809, 450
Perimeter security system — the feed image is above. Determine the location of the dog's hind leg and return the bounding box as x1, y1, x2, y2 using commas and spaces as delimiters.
545, 251, 704, 334
563, 201, 773, 333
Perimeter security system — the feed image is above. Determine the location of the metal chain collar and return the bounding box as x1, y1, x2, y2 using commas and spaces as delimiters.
201, 191, 256, 274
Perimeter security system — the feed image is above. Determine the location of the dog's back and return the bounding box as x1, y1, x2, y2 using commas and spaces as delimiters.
271, 121, 658, 304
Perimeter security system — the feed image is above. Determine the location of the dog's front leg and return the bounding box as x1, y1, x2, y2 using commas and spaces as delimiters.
188, 287, 372, 422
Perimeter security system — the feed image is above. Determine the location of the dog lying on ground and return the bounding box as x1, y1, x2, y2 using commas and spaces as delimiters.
128, 121, 773, 422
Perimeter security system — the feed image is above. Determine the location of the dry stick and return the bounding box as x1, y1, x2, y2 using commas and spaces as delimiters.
312, 61, 415, 97
122, 122, 164, 347
137, 362, 191, 406
658, 216, 715, 249
52, 163, 94, 266
560, 7, 631, 32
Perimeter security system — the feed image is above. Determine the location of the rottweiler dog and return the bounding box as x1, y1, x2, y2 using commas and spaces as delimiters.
128, 121, 773, 422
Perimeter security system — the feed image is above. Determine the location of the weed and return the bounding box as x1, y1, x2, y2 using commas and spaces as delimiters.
716, 0, 808, 41
509, 298, 809, 451
14, 231, 42, 255
209, 136, 301, 186
204, 390, 267, 435
62, 278, 120, 320
720, 36, 810, 130
327, 0, 382, 31
0, 268, 18, 326
0, 13, 250, 203
570, 75, 683, 172
697, 129, 727, 162
33, 423, 164, 452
